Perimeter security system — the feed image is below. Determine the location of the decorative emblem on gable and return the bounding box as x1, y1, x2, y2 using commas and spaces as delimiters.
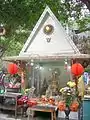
43, 24, 54, 35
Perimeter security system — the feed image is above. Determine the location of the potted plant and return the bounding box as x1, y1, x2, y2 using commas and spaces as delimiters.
59, 81, 79, 120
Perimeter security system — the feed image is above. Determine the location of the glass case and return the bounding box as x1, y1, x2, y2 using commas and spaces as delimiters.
26, 59, 71, 96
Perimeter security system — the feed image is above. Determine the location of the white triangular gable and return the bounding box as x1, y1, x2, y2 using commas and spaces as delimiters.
19, 6, 80, 57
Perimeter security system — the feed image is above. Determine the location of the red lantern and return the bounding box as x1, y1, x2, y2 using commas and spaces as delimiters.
7, 63, 18, 74
71, 63, 84, 76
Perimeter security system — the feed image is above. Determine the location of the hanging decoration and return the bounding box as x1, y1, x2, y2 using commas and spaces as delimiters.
7, 63, 18, 75
71, 63, 84, 99
64, 59, 68, 70
71, 63, 84, 76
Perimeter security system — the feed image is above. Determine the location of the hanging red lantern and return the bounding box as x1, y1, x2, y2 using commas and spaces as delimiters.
7, 63, 18, 74
71, 63, 84, 76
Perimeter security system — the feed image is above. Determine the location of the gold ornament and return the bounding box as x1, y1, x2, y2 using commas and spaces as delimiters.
43, 24, 54, 35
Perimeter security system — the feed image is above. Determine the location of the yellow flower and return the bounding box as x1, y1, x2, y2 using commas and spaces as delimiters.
67, 81, 76, 88
67, 93, 71, 95
24, 88, 30, 93
60, 88, 64, 93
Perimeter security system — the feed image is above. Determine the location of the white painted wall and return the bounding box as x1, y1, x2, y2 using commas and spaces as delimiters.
26, 16, 76, 56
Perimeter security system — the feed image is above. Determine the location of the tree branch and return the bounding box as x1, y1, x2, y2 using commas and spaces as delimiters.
80, 0, 90, 11
0, 46, 6, 58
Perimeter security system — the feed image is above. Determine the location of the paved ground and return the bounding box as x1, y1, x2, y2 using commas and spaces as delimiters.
0, 114, 51, 120
0, 111, 51, 120
0, 112, 65, 120
0, 111, 76, 120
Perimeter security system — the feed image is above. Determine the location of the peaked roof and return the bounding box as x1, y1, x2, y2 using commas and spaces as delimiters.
19, 6, 80, 57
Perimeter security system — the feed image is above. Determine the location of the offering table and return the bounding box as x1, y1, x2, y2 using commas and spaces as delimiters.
27, 104, 57, 120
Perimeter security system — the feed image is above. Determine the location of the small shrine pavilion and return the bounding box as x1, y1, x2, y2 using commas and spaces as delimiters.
2, 6, 90, 94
